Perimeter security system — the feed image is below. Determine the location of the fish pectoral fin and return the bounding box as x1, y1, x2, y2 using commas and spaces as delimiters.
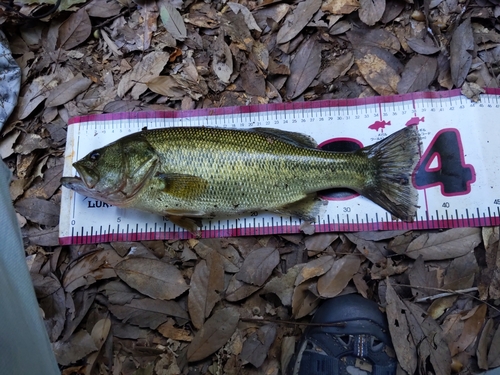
249, 128, 318, 148
276, 194, 324, 222
167, 215, 202, 236
156, 172, 208, 199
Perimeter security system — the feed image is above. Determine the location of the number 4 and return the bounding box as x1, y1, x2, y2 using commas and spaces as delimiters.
413, 128, 475, 196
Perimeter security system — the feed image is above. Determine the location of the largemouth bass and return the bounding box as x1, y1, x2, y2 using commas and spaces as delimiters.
61, 126, 420, 233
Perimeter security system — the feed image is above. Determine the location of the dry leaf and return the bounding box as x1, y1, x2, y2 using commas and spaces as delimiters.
385, 279, 418, 375
277, 0, 322, 44
212, 37, 233, 84
262, 264, 304, 306
322, 0, 359, 14
406, 37, 441, 55
225, 275, 261, 302
404, 301, 451, 375
187, 308, 240, 362
240, 324, 277, 367
57, 8, 92, 50
227, 2, 262, 32
85, 0, 123, 18
450, 17, 474, 87
108, 298, 189, 329
488, 322, 500, 368
347, 29, 401, 54
52, 330, 98, 366
354, 46, 401, 95
397, 55, 437, 94
115, 258, 189, 300
117, 51, 170, 98
46, 73, 92, 107
304, 233, 338, 251
359, 0, 385, 26
477, 318, 494, 370
286, 36, 321, 99
236, 247, 280, 286
452, 304, 487, 356
292, 280, 320, 319
317, 254, 361, 298
345, 233, 390, 264
188, 251, 225, 329
15, 198, 59, 226
404, 228, 481, 260
160, 4, 187, 41
295, 255, 334, 286
62, 248, 123, 292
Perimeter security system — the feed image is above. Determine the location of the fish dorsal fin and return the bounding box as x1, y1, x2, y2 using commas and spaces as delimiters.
249, 128, 318, 148
156, 172, 209, 199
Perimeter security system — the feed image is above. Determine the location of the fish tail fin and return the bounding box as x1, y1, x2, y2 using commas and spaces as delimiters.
359, 126, 420, 221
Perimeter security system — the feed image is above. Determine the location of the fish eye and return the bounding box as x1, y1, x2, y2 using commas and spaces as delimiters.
89, 151, 100, 161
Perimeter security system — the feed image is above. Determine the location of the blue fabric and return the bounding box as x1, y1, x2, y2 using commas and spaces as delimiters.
0, 31, 59, 375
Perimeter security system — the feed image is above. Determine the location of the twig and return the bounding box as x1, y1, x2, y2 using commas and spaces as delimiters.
414, 287, 478, 303
241, 317, 345, 327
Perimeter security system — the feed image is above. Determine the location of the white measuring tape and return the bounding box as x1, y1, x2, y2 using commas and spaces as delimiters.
59, 89, 500, 244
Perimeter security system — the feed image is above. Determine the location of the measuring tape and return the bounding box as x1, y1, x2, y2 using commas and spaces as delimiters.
59, 88, 500, 244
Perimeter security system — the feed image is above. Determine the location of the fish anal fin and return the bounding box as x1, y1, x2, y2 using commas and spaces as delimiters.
276, 194, 324, 222
168, 215, 202, 236
156, 172, 208, 199
250, 128, 318, 148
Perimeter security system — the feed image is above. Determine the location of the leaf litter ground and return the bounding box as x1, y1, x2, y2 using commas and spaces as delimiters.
1, 0, 500, 374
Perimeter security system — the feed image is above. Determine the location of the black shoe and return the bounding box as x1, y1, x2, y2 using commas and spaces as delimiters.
287, 294, 397, 375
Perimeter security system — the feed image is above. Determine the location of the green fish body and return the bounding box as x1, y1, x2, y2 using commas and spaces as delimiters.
61, 126, 420, 232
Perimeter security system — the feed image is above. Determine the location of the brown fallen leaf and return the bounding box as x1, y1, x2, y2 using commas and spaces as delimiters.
46, 73, 92, 107
404, 301, 451, 375
450, 17, 474, 87
406, 37, 441, 55
52, 330, 98, 366
359, 0, 385, 26
477, 318, 494, 370
488, 321, 500, 368
108, 298, 189, 329
345, 233, 390, 264
407, 256, 438, 299
188, 251, 225, 329
98, 280, 142, 305
212, 37, 233, 84
117, 51, 171, 98
225, 275, 261, 302
15, 197, 59, 226
452, 304, 487, 357
397, 55, 437, 94
403, 228, 481, 261
39, 284, 66, 342
240, 59, 266, 97
236, 247, 280, 287
385, 279, 417, 375
285, 35, 321, 99
240, 324, 277, 367
85, 0, 123, 18
277, 0, 322, 44
292, 279, 320, 319
63, 248, 123, 292
160, 3, 187, 41
354, 46, 401, 96
347, 28, 401, 54
317, 254, 361, 298
187, 307, 240, 362
322, 0, 359, 15
304, 233, 338, 252
262, 264, 304, 306
294, 255, 334, 286
57, 8, 92, 50
114, 258, 189, 300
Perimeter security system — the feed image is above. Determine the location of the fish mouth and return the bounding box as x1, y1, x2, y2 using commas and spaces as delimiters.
61, 176, 85, 190
73, 162, 100, 189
